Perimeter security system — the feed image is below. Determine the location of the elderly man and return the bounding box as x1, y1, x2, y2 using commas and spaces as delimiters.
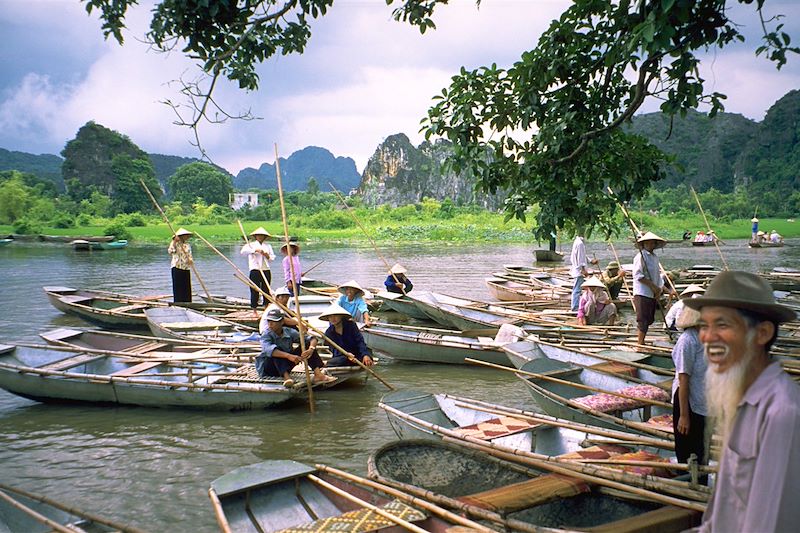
257, 307, 334, 387
685, 271, 799, 532
599, 260, 625, 299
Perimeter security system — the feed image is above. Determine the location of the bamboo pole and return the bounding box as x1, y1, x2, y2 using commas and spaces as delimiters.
207, 487, 233, 533
138, 178, 212, 300
273, 144, 315, 411
378, 404, 707, 509
330, 185, 408, 295
443, 396, 675, 450
314, 465, 496, 533
303, 259, 325, 277
690, 185, 730, 270
193, 232, 395, 390
609, 240, 637, 314
521, 338, 674, 376
571, 458, 717, 473
0, 483, 147, 533
465, 358, 673, 408
305, 474, 428, 533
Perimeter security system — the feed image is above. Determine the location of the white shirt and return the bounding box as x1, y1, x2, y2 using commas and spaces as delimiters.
240, 241, 275, 271
569, 236, 587, 278
632, 249, 663, 298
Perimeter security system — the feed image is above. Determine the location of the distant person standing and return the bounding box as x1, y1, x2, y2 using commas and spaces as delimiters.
281, 241, 302, 296
751, 217, 759, 243
240, 227, 275, 309
569, 230, 597, 312
167, 228, 194, 303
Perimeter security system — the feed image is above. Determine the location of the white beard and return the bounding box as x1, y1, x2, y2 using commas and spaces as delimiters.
704, 329, 758, 444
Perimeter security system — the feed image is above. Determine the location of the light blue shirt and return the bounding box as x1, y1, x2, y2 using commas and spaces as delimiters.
670, 328, 707, 416
336, 294, 368, 322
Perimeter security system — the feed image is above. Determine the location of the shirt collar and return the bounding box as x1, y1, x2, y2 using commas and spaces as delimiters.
739, 360, 782, 407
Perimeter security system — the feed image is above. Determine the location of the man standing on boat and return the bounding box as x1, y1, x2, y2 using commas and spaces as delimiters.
240, 227, 275, 309
632, 232, 669, 345
685, 271, 800, 532
569, 230, 597, 312
167, 228, 194, 303
751, 217, 759, 243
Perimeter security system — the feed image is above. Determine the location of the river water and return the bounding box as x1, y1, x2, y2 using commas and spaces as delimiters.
0, 239, 796, 531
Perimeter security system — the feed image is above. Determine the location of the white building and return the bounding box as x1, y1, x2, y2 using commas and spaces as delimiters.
230, 192, 259, 210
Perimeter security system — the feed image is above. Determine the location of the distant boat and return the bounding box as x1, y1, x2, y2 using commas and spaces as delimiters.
0, 238, 12, 247
533, 249, 565, 262
749, 241, 784, 248
70, 239, 92, 251
91, 239, 128, 250
42, 234, 115, 243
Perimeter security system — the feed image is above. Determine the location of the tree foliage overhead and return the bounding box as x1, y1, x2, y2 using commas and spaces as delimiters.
83, 0, 797, 237
415, 0, 798, 238
169, 162, 233, 206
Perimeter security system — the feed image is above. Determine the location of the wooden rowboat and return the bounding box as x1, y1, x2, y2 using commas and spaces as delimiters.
533, 249, 565, 262
40, 234, 115, 243
0, 483, 144, 533
748, 241, 784, 248
503, 339, 674, 384
361, 322, 514, 366
91, 239, 128, 250
208, 460, 482, 532
44, 286, 172, 329
0, 343, 304, 410
406, 291, 526, 330
368, 440, 699, 532
0, 238, 12, 247
375, 290, 432, 319
518, 358, 674, 438
145, 306, 255, 342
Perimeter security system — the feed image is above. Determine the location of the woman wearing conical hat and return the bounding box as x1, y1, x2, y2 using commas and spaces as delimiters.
240, 227, 275, 309
318, 304, 374, 367
336, 280, 372, 326
167, 228, 194, 303
280, 240, 302, 296
383, 263, 413, 295
576, 277, 617, 326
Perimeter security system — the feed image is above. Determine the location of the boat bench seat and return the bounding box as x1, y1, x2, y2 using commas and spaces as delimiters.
121, 341, 170, 354
584, 505, 701, 532
111, 361, 162, 377
588, 361, 637, 377
41, 352, 107, 371
451, 415, 542, 440
459, 474, 590, 513
572, 384, 670, 414
163, 320, 228, 330
112, 304, 148, 313
276, 498, 426, 533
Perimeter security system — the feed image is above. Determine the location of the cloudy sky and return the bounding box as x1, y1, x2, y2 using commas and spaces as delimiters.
1, 0, 799, 175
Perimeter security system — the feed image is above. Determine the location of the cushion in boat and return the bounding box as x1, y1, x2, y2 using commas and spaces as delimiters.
459, 474, 590, 512
572, 384, 670, 413
452, 415, 542, 440
646, 413, 675, 433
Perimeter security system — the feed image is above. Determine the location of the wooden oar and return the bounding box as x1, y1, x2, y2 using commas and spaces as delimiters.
465, 358, 672, 409
194, 232, 395, 390
315, 465, 495, 533
330, 184, 408, 296
303, 259, 325, 277
139, 177, 212, 300
690, 185, 729, 269
274, 144, 314, 413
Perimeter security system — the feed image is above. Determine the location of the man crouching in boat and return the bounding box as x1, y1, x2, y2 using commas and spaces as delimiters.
685, 271, 800, 532
318, 304, 374, 367
257, 307, 334, 387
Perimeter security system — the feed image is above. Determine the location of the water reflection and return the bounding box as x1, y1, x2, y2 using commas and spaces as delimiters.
0, 239, 796, 531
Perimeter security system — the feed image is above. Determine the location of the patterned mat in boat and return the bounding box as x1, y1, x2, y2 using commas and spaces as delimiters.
276, 499, 426, 533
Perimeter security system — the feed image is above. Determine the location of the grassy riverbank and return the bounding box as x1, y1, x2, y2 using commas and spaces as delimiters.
1, 213, 797, 244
